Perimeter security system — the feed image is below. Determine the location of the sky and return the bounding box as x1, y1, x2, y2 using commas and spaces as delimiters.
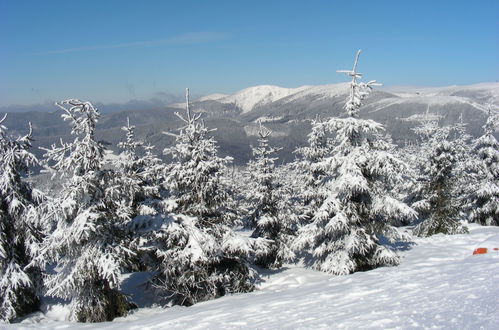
0, 0, 498, 107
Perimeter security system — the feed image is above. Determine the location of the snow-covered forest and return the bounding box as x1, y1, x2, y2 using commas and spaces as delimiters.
1, 52, 498, 328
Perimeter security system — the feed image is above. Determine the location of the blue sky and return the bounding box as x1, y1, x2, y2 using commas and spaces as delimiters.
1, 0, 498, 107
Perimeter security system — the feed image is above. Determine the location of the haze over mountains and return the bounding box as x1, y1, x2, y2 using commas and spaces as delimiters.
1, 82, 498, 165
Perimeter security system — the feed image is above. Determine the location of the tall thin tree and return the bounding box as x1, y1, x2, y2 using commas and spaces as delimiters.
0, 116, 43, 323
295, 51, 415, 274
35, 100, 134, 322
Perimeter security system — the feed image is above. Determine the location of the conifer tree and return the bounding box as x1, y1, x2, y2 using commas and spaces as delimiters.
36, 100, 134, 322
115, 118, 165, 272
393, 141, 420, 226
293, 117, 332, 225
0, 116, 43, 323
138, 89, 255, 306
163, 89, 237, 234
116, 118, 162, 212
469, 110, 499, 226
295, 51, 415, 275
452, 118, 476, 220
411, 117, 469, 237
114, 118, 145, 213
247, 124, 294, 269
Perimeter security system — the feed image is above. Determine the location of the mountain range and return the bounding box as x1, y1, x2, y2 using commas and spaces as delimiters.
1, 82, 498, 165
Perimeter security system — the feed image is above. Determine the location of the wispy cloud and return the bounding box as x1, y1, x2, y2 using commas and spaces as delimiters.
34, 32, 230, 55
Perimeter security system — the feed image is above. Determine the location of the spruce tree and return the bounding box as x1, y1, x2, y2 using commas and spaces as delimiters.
247, 124, 294, 269
141, 89, 255, 306
116, 118, 162, 213
393, 141, 420, 226
36, 100, 134, 322
0, 116, 43, 323
163, 89, 237, 234
293, 117, 332, 225
115, 118, 164, 272
469, 110, 499, 226
411, 117, 469, 237
294, 51, 415, 275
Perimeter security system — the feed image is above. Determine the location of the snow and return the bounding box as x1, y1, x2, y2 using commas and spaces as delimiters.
217, 85, 305, 113
197, 93, 229, 102
285, 83, 349, 102
382, 82, 499, 98
11, 224, 499, 329
171, 93, 231, 108
215, 84, 349, 113
473, 234, 499, 251
172, 82, 498, 115
376, 82, 499, 114
400, 112, 443, 122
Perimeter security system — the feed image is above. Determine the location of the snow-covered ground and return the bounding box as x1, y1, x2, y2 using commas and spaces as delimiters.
11, 225, 499, 329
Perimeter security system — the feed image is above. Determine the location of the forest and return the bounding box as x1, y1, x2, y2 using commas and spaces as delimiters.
1, 52, 498, 324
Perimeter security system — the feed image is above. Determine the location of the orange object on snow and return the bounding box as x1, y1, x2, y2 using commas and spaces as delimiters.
473, 235, 499, 255
473, 247, 488, 255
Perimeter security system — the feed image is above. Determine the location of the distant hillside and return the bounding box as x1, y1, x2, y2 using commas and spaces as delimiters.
1, 82, 498, 165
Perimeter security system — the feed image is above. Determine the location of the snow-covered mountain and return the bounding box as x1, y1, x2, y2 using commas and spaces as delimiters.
195, 83, 352, 114
197, 93, 229, 102
1, 82, 498, 165
182, 82, 498, 162
211, 85, 311, 113
193, 82, 498, 115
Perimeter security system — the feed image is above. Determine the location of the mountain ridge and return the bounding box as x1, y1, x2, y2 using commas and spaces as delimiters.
1, 82, 497, 165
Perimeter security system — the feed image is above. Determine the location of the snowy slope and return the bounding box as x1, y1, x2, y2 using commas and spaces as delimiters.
213, 83, 350, 113
12, 225, 499, 329
190, 82, 498, 115
375, 82, 499, 114
384, 82, 499, 99
216, 85, 308, 113
197, 93, 229, 102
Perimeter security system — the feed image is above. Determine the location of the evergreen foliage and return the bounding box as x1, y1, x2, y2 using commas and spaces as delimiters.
116, 118, 164, 272
139, 89, 256, 306
0, 116, 43, 323
293, 117, 332, 225
163, 90, 237, 233
247, 124, 294, 269
3, 57, 498, 325
411, 118, 469, 237
469, 111, 499, 226
294, 51, 415, 275
35, 100, 134, 322
131, 211, 254, 306
116, 117, 163, 213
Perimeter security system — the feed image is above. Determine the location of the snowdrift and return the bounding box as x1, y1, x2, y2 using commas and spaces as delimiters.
10, 224, 499, 329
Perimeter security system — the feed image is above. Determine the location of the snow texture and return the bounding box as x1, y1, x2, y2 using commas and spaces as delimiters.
184, 82, 498, 115
0, 115, 42, 322
11, 224, 499, 329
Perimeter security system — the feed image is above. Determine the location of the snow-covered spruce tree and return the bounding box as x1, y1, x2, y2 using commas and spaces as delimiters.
0, 116, 43, 323
163, 89, 238, 233
411, 117, 468, 237
469, 110, 499, 226
293, 116, 332, 225
114, 118, 146, 214
392, 141, 420, 226
247, 124, 294, 269
35, 100, 134, 322
116, 117, 163, 211
451, 118, 476, 220
115, 118, 165, 272
294, 50, 416, 275
143, 89, 255, 306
